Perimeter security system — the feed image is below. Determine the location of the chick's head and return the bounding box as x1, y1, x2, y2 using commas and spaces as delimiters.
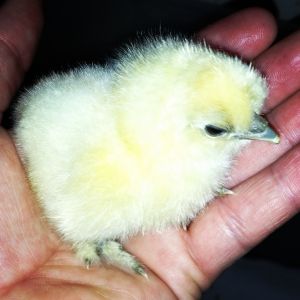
115, 38, 277, 157
184, 53, 268, 151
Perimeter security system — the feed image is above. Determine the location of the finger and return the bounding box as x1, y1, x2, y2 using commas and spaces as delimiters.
195, 8, 277, 59
228, 90, 300, 187
187, 145, 300, 288
0, 0, 43, 116
0, 129, 57, 293
254, 31, 300, 111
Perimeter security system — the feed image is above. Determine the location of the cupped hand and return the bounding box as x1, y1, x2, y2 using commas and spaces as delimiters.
0, 1, 299, 299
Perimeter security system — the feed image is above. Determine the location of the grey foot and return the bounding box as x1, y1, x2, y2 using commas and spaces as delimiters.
97, 240, 147, 277
75, 240, 146, 277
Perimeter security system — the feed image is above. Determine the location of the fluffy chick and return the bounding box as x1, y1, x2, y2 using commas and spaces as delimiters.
13, 37, 279, 275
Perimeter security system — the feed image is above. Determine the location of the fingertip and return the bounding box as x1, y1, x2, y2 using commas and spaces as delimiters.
0, 0, 43, 70
0, 0, 43, 114
195, 7, 277, 59
254, 30, 300, 111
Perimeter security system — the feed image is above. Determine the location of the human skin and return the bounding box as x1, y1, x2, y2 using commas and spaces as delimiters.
0, 0, 299, 299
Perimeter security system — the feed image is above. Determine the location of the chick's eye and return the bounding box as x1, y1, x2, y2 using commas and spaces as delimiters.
204, 125, 227, 137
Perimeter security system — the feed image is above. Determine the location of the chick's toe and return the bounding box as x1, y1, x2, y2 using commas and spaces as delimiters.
76, 241, 100, 268
97, 240, 146, 277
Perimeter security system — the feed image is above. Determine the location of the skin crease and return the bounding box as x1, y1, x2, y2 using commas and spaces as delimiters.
0, 1, 299, 299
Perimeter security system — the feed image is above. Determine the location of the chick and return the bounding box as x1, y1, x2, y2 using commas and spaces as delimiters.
13, 37, 279, 275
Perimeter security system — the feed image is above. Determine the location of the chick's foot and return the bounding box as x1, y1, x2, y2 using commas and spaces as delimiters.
97, 240, 146, 277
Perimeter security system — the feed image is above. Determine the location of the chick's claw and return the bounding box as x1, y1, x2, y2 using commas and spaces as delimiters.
182, 224, 188, 231
133, 264, 148, 279
217, 186, 235, 196
96, 240, 146, 277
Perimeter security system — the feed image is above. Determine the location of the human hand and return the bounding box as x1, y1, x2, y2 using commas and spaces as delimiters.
0, 1, 299, 299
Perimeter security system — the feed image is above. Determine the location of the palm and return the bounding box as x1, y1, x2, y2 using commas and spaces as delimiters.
0, 1, 299, 299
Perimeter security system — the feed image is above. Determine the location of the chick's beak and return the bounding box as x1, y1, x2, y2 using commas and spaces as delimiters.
235, 114, 280, 144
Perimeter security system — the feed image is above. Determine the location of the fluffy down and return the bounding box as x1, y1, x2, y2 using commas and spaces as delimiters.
14, 37, 269, 269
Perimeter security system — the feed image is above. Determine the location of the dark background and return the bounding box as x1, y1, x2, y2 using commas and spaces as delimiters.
3, 0, 300, 299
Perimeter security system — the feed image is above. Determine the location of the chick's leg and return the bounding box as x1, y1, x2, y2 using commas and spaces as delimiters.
97, 240, 146, 277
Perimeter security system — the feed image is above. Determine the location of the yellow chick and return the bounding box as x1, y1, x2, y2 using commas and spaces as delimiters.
13, 37, 279, 275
